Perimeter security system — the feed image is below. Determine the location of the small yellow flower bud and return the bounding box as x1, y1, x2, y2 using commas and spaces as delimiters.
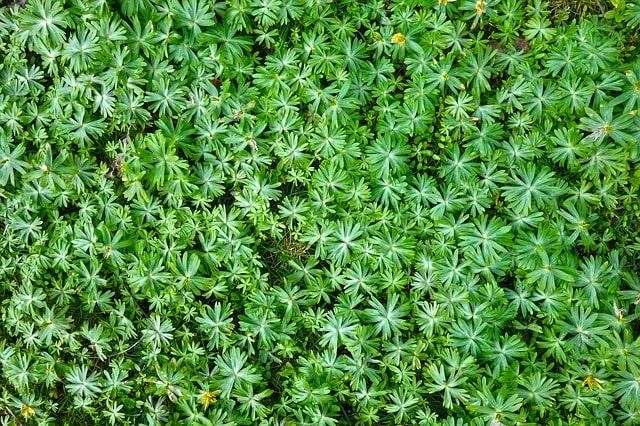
391, 33, 406, 46
20, 404, 35, 419
200, 390, 221, 409
582, 374, 603, 390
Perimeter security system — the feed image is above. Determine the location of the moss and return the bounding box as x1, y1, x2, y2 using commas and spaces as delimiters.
548, 0, 610, 20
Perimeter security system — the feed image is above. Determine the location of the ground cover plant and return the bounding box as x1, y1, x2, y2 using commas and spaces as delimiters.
1, 0, 640, 424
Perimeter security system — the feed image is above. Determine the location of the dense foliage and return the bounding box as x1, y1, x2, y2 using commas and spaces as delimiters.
1, 0, 640, 424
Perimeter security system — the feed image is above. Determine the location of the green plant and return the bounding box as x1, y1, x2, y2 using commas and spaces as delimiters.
0, 0, 640, 424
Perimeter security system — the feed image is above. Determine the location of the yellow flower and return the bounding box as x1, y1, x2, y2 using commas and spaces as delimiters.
20, 404, 35, 420
582, 374, 603, 391
391, 33, 406, 46
200, 390, 221, 409
475, 0, 487, 15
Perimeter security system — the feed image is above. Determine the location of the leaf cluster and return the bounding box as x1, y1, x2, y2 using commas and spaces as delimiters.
0, 0, 640, 424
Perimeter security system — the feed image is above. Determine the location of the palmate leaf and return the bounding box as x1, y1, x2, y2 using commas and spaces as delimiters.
324, 219, 363, 266
371, 230, 414, 269
57, 109, 107, 145
386, 388, 420, 423
426, 363, 470, 409
65, 366, 102, 399
238, 308, 280, 348
215, 348, 262, 398
482, 335, 527, 375
363, 293, 410, 340
9, 214, 43, 244
459, 215, 511, 258
549, 127, 586, 169
20, 0, 68, 44
63, 29, 101, 73
502, 164, 562, 214
196, 303, 234, 349
138, 133, 189, 190
142, 314, 174, 348
462, 47, 496, 96
5, 353, 36, 391
574, 255, 613, 308
0, 141, 28, 186
473, 380, 524, 424
614, 368, 640, 410
173, 0, 215, 38
557, 76, 593, 113
440, 145, 479, 184
608, 331, 640, 372
365, 135, 410, 178
319, 311, 357, 349
232, 383, 273, 421
145, 77, 188, 117
450, 319, 488, 356
557, 306, 609, 349
526, 250, 577, 291
580, 105, 635, 144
